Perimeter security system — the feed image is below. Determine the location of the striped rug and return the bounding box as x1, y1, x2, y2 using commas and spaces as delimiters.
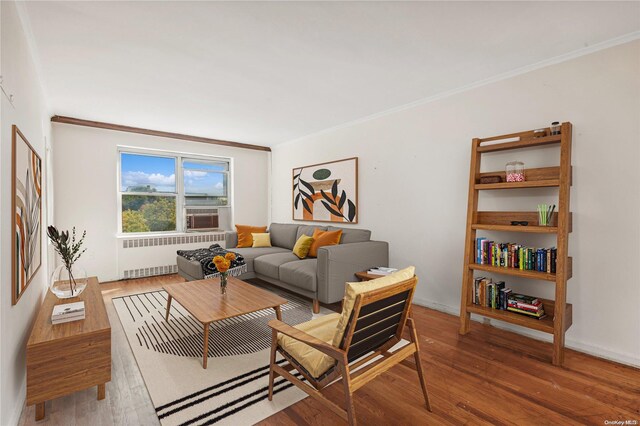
113, 284, 330, 426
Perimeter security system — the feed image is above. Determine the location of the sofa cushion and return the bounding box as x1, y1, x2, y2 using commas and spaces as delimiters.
254, 252, 299, 280
251, 232, 272, 247
279, 259, 318, 292
292, 235, 314, 259
296, 225, 327, 241
328, 226, 372, 244
231, 247, 289, 273
236, 224, 268, 248
308, 229, 342, 258
268, 223, 299, 250
278, 313, 340, 378
331, 266, 415, 348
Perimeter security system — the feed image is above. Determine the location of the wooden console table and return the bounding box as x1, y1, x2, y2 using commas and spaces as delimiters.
26, 276, 111, 421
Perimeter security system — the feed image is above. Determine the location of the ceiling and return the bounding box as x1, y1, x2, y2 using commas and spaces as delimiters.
22, 1, 640, 146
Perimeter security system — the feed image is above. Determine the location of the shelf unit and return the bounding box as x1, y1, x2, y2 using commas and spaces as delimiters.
459, 122, 573, 366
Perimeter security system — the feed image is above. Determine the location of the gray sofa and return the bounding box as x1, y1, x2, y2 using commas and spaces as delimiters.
177, 223, 389, 312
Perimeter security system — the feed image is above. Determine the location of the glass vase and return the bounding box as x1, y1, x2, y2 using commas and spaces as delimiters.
220, 273, 228, 295
50, 264, 88, 299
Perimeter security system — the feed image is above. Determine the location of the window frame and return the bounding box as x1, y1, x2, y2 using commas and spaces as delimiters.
117, 146, 231, 235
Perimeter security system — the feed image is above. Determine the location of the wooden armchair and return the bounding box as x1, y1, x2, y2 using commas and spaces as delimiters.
267, 273, 431, 425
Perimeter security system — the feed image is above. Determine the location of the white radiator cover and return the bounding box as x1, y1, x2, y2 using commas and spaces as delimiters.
117, 232, 226, 279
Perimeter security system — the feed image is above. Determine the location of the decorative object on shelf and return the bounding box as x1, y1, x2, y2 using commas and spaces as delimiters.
537, 204, 556, 226
533, 128, 546, 138
212, 252, 236, 294
47, 226, 88, 299
292, 157, 358, 223
505, 161, 525, 182
510, 221, 529, 226
550, 121, 561, 135
12, 125, 43, 305
479, 175, 502, 184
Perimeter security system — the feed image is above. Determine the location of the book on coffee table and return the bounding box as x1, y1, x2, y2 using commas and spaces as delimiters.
52, 301, 85, 324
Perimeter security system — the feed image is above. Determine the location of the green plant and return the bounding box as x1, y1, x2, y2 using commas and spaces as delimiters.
122, 210, 150, 232
47, 226, 86, 295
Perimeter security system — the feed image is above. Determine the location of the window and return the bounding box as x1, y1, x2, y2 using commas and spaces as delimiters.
183, 160, 229, 207
119, 150, 230, 234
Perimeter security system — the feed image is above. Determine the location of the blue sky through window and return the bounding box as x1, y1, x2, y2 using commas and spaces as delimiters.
184, 168, 226, 196
121, 153, 176, 192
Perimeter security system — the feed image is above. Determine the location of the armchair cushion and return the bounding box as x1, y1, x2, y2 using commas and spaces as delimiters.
331, 266, 415, 347
278, 313, 341, 378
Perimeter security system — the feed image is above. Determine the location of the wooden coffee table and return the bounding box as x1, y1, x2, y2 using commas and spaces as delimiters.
163, 277, 287, 368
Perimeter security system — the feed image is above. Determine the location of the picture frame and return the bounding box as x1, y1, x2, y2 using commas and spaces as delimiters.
292, 157, 358, 224
12, 125, 43, 305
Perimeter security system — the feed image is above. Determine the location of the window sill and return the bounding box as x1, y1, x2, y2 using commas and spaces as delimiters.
116, 230, 226, 239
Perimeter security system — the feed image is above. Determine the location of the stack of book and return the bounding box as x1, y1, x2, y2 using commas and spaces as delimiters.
476, 237, 557, 273
472, 277, 546, 320
367, 267, 398, 276
51, 301, 85, 325
507, 294, 546, 319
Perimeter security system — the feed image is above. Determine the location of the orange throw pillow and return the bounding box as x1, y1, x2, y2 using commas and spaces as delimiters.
236, 225, 267, 248
308, 229, 343, 258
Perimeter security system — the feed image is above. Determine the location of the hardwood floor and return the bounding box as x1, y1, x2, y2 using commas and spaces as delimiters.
18, 274, 640, 425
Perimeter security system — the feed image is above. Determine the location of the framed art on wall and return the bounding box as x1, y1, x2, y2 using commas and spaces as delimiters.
292, 157, 358, 223
12, 125, 42, 305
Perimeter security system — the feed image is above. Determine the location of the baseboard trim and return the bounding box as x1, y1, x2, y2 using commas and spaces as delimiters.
412, 296, 640, 368
9, 381, 26, 426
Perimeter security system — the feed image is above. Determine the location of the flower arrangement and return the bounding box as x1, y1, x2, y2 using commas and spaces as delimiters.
47, 226, 87, 297
213, 252, 236, 294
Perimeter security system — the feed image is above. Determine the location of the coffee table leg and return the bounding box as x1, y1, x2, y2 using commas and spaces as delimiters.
274, 306, 282, 321
165, 295, 172, 321
203, 322, 210, 369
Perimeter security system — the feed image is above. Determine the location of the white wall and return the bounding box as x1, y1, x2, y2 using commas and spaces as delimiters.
271, 41, 640, 366
0, 2, 52, 425
52, 124, 270, 282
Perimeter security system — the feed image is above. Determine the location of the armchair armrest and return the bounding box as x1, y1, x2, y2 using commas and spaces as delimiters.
225, 231, 238, 249
268, 319, 345, 360
316, 241, 389, 304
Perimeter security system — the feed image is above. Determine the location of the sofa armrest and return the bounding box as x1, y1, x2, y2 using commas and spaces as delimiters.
316, 241, 389, 304
225, 231, 238, 249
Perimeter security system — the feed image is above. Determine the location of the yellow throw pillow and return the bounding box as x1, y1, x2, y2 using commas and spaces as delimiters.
331, 266, 416, 348
292, 235, 314, 259
236, 224, 267, 248
308, 229, 342, 258
251, 233, 272, 248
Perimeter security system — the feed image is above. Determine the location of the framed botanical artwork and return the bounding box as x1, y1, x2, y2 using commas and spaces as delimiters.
12, 125, 42, 305
292, 157, 358, 224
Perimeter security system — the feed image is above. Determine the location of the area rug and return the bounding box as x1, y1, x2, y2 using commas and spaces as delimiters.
113, 285, 331, 426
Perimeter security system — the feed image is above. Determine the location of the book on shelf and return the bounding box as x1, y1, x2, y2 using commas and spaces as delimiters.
475, 238, 557, 273
471, 281, 548, 319
506, 306, 547, 319
367, 267, 398, 276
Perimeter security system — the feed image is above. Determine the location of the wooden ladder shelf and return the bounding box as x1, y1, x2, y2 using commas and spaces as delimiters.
459, 122, 573, 366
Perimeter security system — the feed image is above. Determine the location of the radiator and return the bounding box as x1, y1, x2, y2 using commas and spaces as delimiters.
117, 232, 226, 279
